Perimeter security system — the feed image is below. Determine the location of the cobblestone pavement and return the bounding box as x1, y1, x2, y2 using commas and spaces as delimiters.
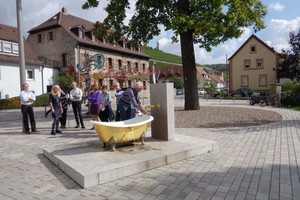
0, 99, 300, 200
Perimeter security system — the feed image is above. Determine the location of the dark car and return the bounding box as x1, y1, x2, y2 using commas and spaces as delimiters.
230, 88, 254, 97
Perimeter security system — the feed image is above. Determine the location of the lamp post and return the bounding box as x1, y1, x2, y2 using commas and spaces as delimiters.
16, 0, 26, 88
40, 65, 46, 114
16, 0, 26, 132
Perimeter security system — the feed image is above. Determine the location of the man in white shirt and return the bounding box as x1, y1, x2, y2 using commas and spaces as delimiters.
19, 83, 37, 134
69, 82, 85, 128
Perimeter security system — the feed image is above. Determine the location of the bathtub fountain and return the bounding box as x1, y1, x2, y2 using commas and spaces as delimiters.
90, 115, 154, 151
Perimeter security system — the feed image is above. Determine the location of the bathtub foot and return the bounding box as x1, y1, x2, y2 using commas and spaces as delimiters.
107, 136, 117, 151
140, 132, 145, 145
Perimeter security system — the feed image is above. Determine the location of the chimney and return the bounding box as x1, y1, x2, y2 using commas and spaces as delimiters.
62, 7, 68, 15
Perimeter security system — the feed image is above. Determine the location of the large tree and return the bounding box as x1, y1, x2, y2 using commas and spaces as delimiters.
83, 0, 267, 110
278, 29, 300, 81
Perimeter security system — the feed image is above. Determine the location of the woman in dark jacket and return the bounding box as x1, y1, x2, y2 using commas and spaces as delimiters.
49, 85, 63, 135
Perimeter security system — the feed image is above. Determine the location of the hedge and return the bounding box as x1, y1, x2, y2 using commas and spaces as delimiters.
0, 93, 50, 110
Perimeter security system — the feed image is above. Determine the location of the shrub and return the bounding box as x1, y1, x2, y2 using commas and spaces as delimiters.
0, 93, 50, 110
281, 81, 300, 107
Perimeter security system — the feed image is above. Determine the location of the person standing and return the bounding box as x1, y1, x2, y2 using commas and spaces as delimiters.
59, 90, 69, 129
70, 82, 85, 128
113, 82, 122, 121
20, 83, 37, 134
119, 81, 147, 121
49, 85, 63, 135
88, 84, 101, 129
98, 85, 112, 122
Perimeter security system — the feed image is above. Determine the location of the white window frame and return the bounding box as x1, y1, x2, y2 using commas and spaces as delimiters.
3, 42, 12, 53
256, 59, 263, 68
0, 40, 2, 52
241, 75, 249, 87
259, 74, 267, 86
26, 69, 34, 80
250, 45, 256, 53
244, 59, 251, 69
12, 43, 19, 54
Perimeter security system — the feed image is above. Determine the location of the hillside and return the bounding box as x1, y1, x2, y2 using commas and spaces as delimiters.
142, 46, 182, 67
142, 46, 229, 74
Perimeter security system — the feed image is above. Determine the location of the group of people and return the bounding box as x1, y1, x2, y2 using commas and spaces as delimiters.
20, 81, 147, 135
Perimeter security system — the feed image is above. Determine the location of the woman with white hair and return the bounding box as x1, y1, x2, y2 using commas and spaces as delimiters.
119, 81, 147, 121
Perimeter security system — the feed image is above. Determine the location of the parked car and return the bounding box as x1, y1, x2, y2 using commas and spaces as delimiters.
176, 89, 183, 95
230, 88, 254, 97
198, 89, 206, 95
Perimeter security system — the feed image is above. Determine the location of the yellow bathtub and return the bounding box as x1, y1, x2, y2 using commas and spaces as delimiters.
90, 115, 154, 151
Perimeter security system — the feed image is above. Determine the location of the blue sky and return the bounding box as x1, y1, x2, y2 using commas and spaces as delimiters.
0, 0, 300, 64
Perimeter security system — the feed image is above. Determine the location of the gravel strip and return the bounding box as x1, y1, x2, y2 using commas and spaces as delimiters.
175, 106, 282, 128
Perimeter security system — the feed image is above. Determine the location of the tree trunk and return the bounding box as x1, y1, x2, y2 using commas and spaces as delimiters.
180, 30, 200, 110
177, 0, 199, 110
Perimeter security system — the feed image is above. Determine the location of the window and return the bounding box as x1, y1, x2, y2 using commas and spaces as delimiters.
38, 34, 42, 43
135, 62, 139, 71
108, 58, 113, 68
0, 40, 2, 52
118, 59, 122, 70
244, 59, 251, 69
259, 74, 267, 86
12, 43, 19, 54
26, 70, 34, 80
78, 29, 84, 38
62, 53, 68, 67
142, 63, 146, 72
241, 75, 249, 87
127, 61, 131, 70
48, 31, 54, 41
256, 59, 263, 68
3, 42, 12, 53
250, 45, 256, 53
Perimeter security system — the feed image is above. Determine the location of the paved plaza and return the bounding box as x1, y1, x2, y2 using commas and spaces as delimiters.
0, 98, 300, 200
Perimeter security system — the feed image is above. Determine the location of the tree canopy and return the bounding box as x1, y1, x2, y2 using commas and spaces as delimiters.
278, 29, 300, 81
83, 0, 267, 110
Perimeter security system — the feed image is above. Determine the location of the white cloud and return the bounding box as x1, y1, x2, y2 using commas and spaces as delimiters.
260, 17, 300, 51
269, 2, 285, 12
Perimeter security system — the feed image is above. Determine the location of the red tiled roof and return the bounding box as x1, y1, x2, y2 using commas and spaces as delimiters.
28, 8, 150, 59
209, 73, 223, 83
0, 24, 43, 65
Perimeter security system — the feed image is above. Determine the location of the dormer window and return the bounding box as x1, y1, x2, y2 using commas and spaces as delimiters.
250, 45, 256, 53
78, 29, 84, 38
85, 31, 95, 41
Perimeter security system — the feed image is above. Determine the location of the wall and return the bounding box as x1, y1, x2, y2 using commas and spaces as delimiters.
0, 62, 58, 99
231, 37, 277, 92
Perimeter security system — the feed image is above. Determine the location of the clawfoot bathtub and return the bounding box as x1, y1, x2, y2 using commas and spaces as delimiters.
90, 115, 154, 151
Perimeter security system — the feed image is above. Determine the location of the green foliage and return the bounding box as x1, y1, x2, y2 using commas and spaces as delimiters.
54, 71, 76, 92
142, 46, 182, 66
0, 93, 50, 110
281, 81, 300, 107
213, 91, 229, 98
170, 75, 184, 89
278, 29, 300, 80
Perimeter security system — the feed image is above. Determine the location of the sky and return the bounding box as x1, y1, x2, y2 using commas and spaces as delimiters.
1, 0, 300, 65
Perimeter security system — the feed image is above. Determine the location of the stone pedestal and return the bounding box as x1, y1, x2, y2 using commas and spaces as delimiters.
150, 83, 174, 141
